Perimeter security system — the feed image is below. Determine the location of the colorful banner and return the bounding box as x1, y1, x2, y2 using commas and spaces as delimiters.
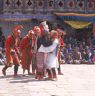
55, 13, 95, 22
64, 21, 91, 29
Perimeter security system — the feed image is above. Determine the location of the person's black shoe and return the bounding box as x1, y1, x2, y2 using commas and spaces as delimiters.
2, 69, 6, 76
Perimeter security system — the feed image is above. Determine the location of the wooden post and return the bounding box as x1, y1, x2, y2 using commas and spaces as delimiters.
93, 23, 95, 37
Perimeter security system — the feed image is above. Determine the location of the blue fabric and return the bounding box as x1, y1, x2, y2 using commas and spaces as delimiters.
57, 15, 95, 23
0, 14, 53, 21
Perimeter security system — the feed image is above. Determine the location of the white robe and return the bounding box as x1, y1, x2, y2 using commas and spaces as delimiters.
38, 39, 59, 69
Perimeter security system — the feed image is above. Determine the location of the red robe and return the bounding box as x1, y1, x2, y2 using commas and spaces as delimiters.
5, 35, 20, 66
58, 37, 64, 63
59, 37, 64, 46
20, 36, 33, 70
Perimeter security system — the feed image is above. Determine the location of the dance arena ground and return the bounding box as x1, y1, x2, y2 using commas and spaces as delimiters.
0, 64, 95, 96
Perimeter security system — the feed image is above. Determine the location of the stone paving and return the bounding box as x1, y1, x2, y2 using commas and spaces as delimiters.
0, 64, 95, 96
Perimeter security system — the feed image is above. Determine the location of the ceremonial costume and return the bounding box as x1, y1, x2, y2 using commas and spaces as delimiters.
31, 26, 41, 75
2, 25, 23, 76
35, 21, 52, 80
57, 28, 66, 75
20, 30, 35, 75
38, 30, 59, 80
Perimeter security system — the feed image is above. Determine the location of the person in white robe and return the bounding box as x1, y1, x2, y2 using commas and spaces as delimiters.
38, 30, 59, 80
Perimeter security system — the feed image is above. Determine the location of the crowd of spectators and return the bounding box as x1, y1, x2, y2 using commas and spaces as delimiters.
61, 37, 95, 64
0, 31, 95, 65
0, 47, 6, 65
0, 29, 6, 65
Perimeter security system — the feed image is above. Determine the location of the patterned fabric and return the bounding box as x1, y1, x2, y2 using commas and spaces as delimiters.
36, 52, 44, 69
55, 13, 95, 22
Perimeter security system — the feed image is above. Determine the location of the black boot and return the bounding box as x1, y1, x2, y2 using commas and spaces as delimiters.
2, 65, 8, 76
52, 68, 56, 77
58, 64, 63, 75
14, 65, 19, 76
46, 69, 52, 80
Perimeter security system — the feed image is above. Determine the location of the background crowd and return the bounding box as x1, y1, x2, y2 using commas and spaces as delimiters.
61, 37, 95, 64
0, 28, 95, 65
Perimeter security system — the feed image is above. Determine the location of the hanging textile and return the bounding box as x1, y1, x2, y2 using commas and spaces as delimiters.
55, 13, 95, 22
64, 20, 91, 29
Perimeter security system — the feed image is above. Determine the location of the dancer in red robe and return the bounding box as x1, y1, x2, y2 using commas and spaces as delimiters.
33, 26, 44, 80
2, 25, 23, 76
31, 26, 41, 75
35, 21, 51, 80
20, 30, 35, 75
56, 28, 66, 75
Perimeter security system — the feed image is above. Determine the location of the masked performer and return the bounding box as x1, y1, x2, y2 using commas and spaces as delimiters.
2, 25, 23, 76
35, 21, 52, 80
57, 28, 66, 75
31, 26, 41, 75
20, 30, 35, 75
38, 30, 59, 80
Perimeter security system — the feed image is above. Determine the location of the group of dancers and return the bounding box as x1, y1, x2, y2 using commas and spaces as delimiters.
2, 21, 66, 81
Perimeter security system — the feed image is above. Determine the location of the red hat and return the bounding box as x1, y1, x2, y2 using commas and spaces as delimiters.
28, 30, 35, 36
56, 28, 66, 36
33, 26, 41, 35
13, 25, 23, 33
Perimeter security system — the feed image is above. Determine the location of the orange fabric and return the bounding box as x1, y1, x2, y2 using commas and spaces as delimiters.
20, 36, 33, 70
5, 35, 20, 66
11, 52, 20, 65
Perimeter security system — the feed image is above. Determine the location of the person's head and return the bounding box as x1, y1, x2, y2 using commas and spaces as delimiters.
2, 49, 5, 55
33, 26, 41, 37
28, 30, 35, 39
56, 28, 66, 37
93, 51, 95, 55
74, 47, 79, 52
39, 21, 49, 36
12, 25, 23, 38
68, 44, 71, 48
40, 21, 49, 31
50, 30, 58, 40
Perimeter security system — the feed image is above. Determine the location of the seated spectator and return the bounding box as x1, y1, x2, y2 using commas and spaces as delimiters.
64, 49, 73, 64
60, 50, 65, 64
0, 48, 6, 65
67, 44, 73, 54
82, 49, 92, 64
72, 47, 82, 64
91, 51, 95, 64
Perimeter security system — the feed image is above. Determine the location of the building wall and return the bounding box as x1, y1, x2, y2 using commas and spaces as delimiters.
1, 0, 95, 14
0, 20, 39, 37
0, 0, 95, 37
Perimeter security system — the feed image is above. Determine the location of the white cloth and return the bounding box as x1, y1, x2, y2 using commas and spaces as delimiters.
45, 51, 59, 69
38, 39, 59, 69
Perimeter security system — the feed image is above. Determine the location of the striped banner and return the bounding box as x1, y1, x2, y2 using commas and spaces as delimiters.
55, 13, 95, 22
